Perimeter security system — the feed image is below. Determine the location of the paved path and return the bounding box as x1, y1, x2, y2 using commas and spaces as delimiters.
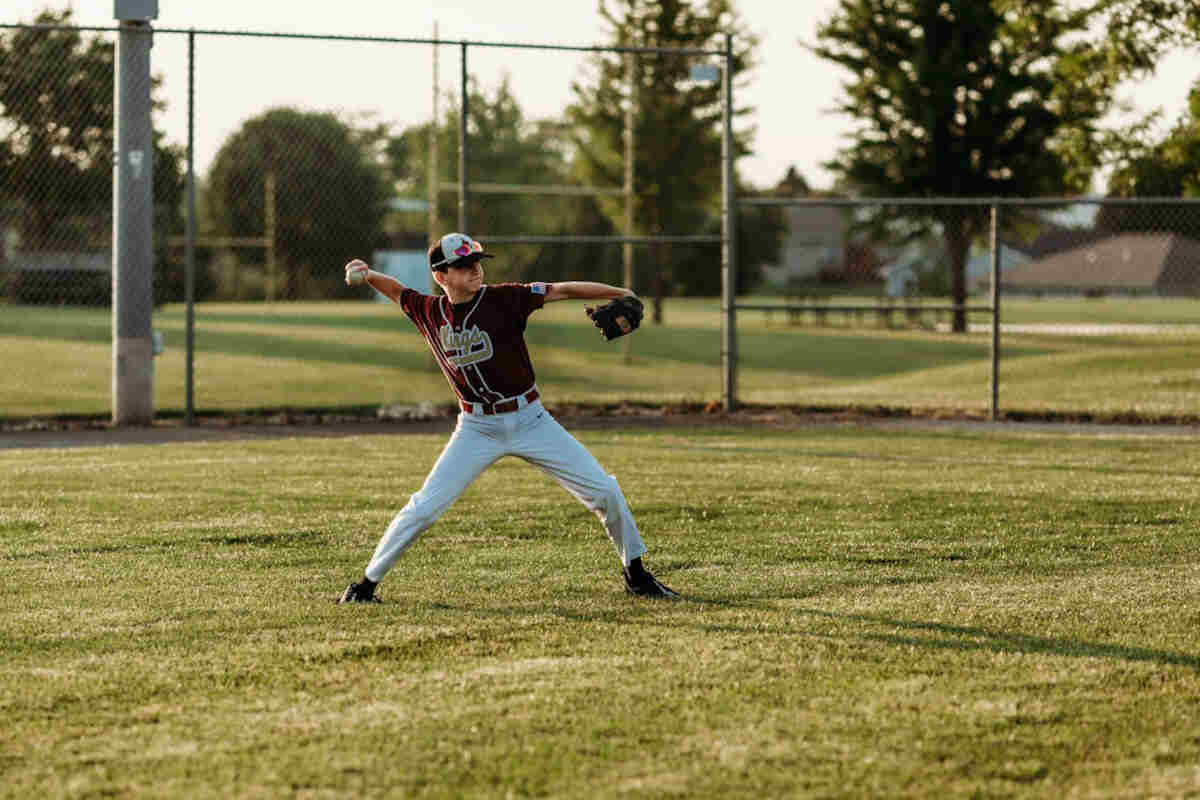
961, 323, 1200, 335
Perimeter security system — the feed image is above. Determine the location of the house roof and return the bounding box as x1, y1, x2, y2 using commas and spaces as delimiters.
1003, 233, 1200, 292
1025, 228, 1110, 258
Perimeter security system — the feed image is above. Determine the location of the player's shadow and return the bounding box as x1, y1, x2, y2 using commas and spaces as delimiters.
475, 591, 1200, 672
797, 607, 1200, 670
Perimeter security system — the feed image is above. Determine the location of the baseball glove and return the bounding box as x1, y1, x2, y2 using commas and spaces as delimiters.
587, 295, 644, 341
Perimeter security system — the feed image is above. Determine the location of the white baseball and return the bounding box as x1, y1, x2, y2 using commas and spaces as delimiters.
345, 261, 369, 286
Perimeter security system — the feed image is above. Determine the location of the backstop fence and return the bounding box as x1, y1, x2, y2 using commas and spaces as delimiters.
2, 21, 1199, 424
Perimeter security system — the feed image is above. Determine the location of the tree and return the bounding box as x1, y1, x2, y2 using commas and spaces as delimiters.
1099, 80, 1200, 239
774, 166, 811, 198
567, 0, 774, 320
1091, 0, 1200, 70
1084, 0, 1200, 240
383, 78, 613, 283
0, 10, 113, 253
811, 0, 1119, 331
0, 9, 186, 305
205, 108, 389, 299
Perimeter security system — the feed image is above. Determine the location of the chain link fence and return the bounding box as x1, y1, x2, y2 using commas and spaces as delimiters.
730, 197, 1200, 417
0, 25, 118, 307
0, 22, 733, 421
3, 21, 1199, 423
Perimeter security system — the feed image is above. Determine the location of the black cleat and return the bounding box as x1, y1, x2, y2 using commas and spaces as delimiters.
623, 563, 680, 599
338, 580, 381, 604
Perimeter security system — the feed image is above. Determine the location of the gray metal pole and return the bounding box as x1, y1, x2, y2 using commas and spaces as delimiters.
720, 34, 737, 411
990, 203, 1001, 421
458, 41, 468, 233
112, 12, 156, 425
264, 172, 277, 300
185, 29, 195, 425
429, 22, 439, 248
623, 51, 636, 365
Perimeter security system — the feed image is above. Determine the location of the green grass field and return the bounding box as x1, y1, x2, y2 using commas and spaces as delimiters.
3, 296, 1200, 419
2, 422, 1198, 797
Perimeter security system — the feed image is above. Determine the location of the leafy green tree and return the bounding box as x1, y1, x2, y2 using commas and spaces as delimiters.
205, 108, 389, 299
383, 78, 613, 283
0, 11, 185, 242
0, 9, 113, 253
0, 9, 186, 305
1092, 0, 1200, 70
812, 0, 1119, 331
1091, 0, 1200, 235
567, 0, 774, 319
1100, 81, 1200, 239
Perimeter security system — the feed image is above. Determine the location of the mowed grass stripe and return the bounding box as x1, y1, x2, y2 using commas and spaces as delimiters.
3, 302, 1032, 375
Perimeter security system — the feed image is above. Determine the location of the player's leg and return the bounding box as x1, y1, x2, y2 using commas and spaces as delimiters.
514, 406, 676, 597
511, 403, 675, 596
341, 416, 502, 602
367, 416, 503, 579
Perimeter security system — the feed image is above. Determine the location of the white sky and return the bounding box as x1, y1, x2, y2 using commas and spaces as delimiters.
5, 0, 1197, 192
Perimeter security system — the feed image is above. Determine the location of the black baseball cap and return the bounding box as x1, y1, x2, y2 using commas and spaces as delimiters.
428, 232, 494, 271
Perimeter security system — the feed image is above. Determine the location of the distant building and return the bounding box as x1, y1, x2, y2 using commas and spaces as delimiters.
881, 239, 1033, 297
761, 205, 846, 287
965, 241, 1034, 292
1002, 233, 1200, 295
1025, 227, 1111, 259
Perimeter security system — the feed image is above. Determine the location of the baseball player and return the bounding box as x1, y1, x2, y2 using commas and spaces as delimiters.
338, 232, 678, 603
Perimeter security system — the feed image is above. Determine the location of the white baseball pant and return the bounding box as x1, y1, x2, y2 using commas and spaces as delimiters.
364, 398, 647, 582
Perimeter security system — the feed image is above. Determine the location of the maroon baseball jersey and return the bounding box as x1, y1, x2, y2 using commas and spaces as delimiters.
399, 282, 550, 405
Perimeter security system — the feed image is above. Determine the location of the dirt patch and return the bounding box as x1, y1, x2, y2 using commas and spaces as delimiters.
2, 402, 1198, 450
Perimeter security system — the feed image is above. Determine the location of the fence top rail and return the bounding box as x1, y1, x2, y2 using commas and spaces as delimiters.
0, 22, 726, 56
739, 195, 1200, 207
480, 235, 723, 245
736, 303, 996, 313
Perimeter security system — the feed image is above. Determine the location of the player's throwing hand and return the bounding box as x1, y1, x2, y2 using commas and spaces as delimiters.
345, 259, 370, 286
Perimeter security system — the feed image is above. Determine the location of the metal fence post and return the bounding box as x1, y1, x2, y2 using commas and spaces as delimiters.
623, 51, 636, 365
264, 172, 277, 301
458, 41, 469, 233
720, 33, 737, 411
112, 9, 157, 425
185, 28, 196, 425
428, 23, 439, 249
990, 202, 1001, 421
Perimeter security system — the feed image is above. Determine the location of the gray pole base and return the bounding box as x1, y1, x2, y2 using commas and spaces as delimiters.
112, 336, 155, 425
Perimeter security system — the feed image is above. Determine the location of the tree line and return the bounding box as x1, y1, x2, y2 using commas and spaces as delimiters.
1, 1, 1198, 321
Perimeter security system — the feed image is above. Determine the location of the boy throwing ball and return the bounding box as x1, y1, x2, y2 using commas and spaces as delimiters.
338, 233, 678, 603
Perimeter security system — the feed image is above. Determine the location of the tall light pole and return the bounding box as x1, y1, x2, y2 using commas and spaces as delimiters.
112, 0, 158, 424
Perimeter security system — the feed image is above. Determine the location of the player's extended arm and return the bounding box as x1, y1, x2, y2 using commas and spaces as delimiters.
344, 259, 405, 303
543, 281, 633, 303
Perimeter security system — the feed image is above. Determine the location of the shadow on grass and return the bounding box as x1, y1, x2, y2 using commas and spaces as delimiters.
2, 306, 1051, 379
801, 607, 1200, 670
200, 529, 326, 547
5, 529, 330, 561
529, 321, 1048, 377
419, 580, 1200, 672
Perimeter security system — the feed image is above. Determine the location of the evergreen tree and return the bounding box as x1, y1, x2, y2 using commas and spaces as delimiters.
567, 0, 774, 319
384, 77, 613, 283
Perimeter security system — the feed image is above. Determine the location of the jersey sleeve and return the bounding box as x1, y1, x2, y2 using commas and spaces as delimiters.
493, 282, 550, 319
398, 287, 430, 320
